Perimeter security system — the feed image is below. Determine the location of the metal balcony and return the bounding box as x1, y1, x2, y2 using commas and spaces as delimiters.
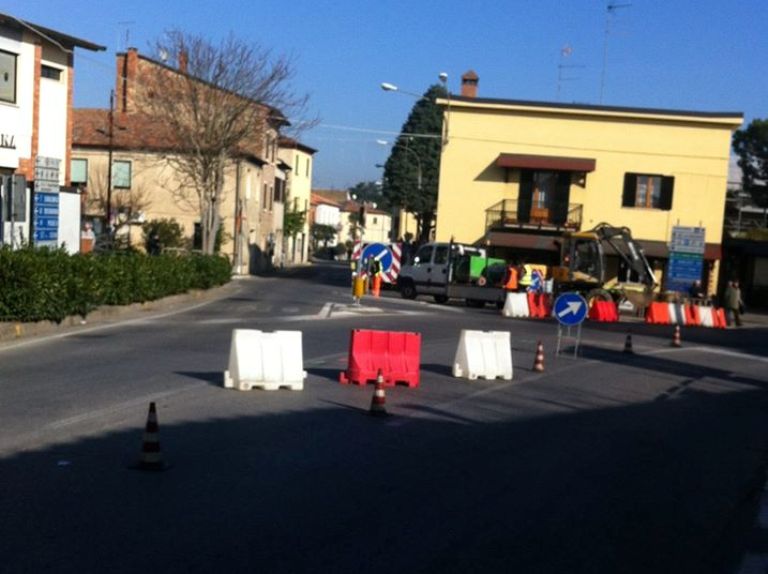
485, 199, 583, 232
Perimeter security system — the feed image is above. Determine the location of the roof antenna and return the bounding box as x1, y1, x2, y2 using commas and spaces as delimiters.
557, 44, 585, 101
600, 1, 631, 104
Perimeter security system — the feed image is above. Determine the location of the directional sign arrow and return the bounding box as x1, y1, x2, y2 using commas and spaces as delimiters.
557, 301, 583, 318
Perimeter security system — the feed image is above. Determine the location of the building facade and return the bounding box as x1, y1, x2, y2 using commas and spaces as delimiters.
279, 137, 316, 264
436, 73, 742, 295
0, 12, 103, 251
72, 48, 287, 273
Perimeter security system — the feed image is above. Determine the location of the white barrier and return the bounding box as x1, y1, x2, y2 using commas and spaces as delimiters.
668, 303, 686, 325
501, 293, 530, 318
698, 306, 714, 328
452, 330, 513, 381
223, 329, 306, 391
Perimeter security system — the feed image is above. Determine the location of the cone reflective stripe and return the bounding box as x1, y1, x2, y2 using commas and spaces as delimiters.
532, 341, 545, 372
369, 370, 389, 417
136, 402, 168, 471
671, 325, 682, 348
623, 333, 634, 354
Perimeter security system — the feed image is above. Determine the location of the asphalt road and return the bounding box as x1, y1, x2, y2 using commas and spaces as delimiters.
1, 261, 767, 573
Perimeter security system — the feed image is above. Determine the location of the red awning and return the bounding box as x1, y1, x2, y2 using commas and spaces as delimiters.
496, 153, 596, 172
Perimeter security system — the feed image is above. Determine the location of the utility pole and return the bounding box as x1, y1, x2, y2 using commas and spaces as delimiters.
106, 89, 115, 239
600, 1, 631, 104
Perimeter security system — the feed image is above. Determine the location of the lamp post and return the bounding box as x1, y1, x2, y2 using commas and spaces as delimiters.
438, 72, 450, 147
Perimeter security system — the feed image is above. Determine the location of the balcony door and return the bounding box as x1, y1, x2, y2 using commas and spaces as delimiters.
518, 170, 571, 225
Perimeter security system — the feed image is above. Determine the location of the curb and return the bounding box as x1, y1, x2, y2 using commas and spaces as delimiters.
0, 281, 241, 344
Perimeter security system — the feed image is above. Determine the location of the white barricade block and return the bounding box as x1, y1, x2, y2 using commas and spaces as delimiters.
223, 329, 306, 391
452, 330, 513, 381
501, 293, 530, 318
668, 303, 686, 325
698, 306, 714, 328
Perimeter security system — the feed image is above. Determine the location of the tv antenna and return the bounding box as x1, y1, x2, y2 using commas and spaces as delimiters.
600, 1, 631, 103
557, 44, 585, 101
117, 21, 135, 52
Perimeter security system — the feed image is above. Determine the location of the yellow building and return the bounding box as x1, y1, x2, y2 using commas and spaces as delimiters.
435, 72, 742, 294
279, 138, 316, 264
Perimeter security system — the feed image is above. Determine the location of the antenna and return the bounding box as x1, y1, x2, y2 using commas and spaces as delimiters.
600, 1, 631, 103
556, 44, 585, 101
116, 21, 134, 52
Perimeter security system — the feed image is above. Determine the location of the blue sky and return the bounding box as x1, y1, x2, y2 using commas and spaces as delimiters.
8, 0, 767, 189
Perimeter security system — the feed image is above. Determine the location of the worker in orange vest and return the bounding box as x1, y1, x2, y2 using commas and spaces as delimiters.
503, 262, 519, 292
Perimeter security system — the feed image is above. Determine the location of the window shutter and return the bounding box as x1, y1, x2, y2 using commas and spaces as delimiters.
517, 170, 533, 223
659, 176, 674, 210
622, 173, 636, 207
552, 172, 571, 225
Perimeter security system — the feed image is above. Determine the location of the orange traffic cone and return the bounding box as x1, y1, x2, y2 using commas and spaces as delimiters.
372, 274, 382, 298
532, 341, 545, 372
623, 333, 634, 354
369, 370, 389, 417
671, 324, 682, 348
134, 402, 169, 471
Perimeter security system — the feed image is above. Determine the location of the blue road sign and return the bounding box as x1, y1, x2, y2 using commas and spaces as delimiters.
361, 243, 393, 273
553, 292, 588, 326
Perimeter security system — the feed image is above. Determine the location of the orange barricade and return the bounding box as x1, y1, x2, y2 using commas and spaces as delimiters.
645, 302, 671, 325
339, 329, 421, 388
714, 308, 727, 329
526, 293, 552, 319
684, 305, 700, 326
589, 300, 619, 322
539, 294, 552, 318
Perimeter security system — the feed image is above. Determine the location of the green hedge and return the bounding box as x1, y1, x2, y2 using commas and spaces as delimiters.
0, 246, 231, 323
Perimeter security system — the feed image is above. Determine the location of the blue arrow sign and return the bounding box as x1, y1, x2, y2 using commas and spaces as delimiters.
553, 292, 588, 326
361, 243, 393, 273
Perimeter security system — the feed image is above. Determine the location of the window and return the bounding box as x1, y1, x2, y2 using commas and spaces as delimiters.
433, 245, 449, 264
622, 173, 674, 210
41, 65, 62, 81
372, 216, 378, 225
414, 245, 433, 264
0, 50, 17, 103
112, 160, 132, 188
532, 171, 557, 209
71, 158, 88, 185
294, 155, 300, 175
306, 157, 310, 177
263, 183, 268, 209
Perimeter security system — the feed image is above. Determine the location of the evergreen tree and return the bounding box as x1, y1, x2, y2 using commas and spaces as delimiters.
733, 118, 768, 208
382, 84, 446, 242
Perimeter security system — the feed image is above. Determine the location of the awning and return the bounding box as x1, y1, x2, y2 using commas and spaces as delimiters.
496, 153, 596, 172
487, 231, 560, 251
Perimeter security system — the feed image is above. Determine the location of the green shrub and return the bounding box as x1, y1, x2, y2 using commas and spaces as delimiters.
0, 246, 231, 323
142, 218, 186, 253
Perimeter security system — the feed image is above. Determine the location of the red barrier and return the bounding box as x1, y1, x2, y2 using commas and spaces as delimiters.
645, 302, 671, 325
589, 300, 619, 322
684, 305, 700, 326
526, 293, 552, 319
714, 308, 727, 329
339, 329, 421, 388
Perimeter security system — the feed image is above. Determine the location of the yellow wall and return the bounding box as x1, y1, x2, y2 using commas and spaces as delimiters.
436, 100, 741, 248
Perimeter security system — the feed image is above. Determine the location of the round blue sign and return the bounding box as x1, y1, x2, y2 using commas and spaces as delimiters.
553, 292, 588, 326
361, 243, 393, 273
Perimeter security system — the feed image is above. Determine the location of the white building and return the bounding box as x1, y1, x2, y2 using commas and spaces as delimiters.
0, 12, 104, 251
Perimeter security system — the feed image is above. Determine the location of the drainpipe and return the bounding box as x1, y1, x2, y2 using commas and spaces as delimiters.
234, 159, 242, 274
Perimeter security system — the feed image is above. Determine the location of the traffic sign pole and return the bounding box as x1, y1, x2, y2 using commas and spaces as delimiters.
553, 292, 588, 358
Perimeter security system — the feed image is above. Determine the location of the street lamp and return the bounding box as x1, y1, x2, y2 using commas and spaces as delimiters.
380, 82, 427, 100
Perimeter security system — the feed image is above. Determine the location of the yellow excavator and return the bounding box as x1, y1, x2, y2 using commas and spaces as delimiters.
552, 223, 658, 309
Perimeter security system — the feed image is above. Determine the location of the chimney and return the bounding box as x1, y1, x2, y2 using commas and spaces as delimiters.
178, 50, 188, 74
461, 70, 479, 98
117, 47, 139, 113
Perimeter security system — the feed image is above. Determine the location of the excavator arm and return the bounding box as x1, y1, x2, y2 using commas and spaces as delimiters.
591, 223, 657, 291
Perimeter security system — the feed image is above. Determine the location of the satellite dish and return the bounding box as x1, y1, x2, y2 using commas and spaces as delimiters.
159, 49, 169, 62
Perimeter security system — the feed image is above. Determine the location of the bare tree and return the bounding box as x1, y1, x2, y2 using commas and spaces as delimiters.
138, 31, 310, 254
84, 163, 152, 239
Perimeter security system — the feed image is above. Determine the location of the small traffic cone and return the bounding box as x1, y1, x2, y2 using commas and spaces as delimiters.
623, 333, 634, 354
532, 341, 545, 372
372, 274, 382, 298
369, 370, 389, 417
671, 324, 682, 348
133, 402, 169, 471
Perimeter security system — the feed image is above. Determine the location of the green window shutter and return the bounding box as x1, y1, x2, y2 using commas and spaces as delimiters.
659, 176, 674, 210
622, 173, 636, 207
517, 170, 533, 223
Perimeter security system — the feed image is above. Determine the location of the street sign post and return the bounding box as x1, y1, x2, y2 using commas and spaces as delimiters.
553, 292, 588, 357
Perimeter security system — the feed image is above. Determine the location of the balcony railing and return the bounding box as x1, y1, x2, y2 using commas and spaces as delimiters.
485, 199, 583, 232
